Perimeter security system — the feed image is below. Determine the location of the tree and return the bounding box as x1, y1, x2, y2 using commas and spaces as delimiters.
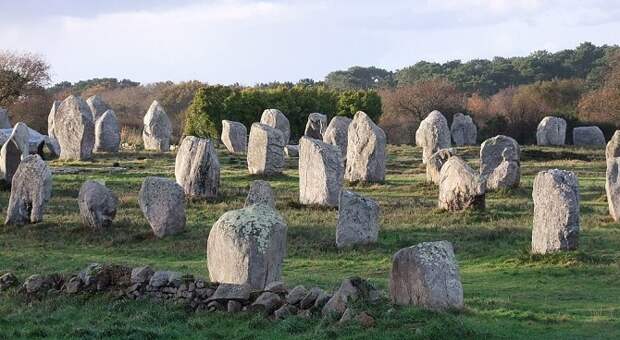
184, 86, 232, 139
325, 66, 394, 90
0, 50, 50, 107
578, 50, 620, 125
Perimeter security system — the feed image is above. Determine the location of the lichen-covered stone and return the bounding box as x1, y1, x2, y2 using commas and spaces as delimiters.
260, 109, 290, 145
304, 112, 327, 139
206, 204, 287, 290
247, 123, 285, 175
5, 155, 52, 225
438, 156, 485, 211
94, 110, 120, 152
142, 100, 172, 152
573, 126, 605, 146
415, 110, 451, 163
606, 158, 620, 221
532, 169, 580, 254
480, 135, 520, 180
221, 120, 247, 154
426, 148, 455, 185
175, 136, 220, 199
298, 137, 343, 207
78, 180, 118, 230
389, 241, 463, 311
86, 95, 111, 121
55, 95, 95, 160
345, 111, 386, 182
138, 177, 186, 238
323, 116, 352, 165
244, 180, 276, 208
450, 113, 476, 146
537, 116, 566, 146
606, 130, 620, 160
336, 190, 380, 248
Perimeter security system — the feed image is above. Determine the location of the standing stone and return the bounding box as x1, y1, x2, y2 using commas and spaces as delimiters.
438, 156, 485, 211
426, 148, 455, 185
142, 100, 172, 152
86, 95, 111, 122
389, 241, 463, 311
532, 169, 580, 254
485, 149, 520, 190
260, 109, 290, 145
138, 177, 186, 238
47, 101, 61, 139
304, 113, 327, 139
606, 158, 620, 221
415, 110, 451, 164
336, 190, 380, 248
78, 180, 118, 230
606, 130, 620, 160
0, 107, 11, 129
207, 204, 287, 290
536, 116, 567, 146
247, 123, 285, 175
1, 124, 32, 186
55, 95, 95, 160
221, 120, 247, 154
174, 136, 220, 199
345, 111, 386, 182
5, 155, 52, 225
573, 126, 605, 146
94, 110, 120, 153
323, 116, 352, 164
284, 145, 299, 158
480, 135, 520, 181
450, 113, 476, 146
298, 136, 343, 207
245, 180, 275, 208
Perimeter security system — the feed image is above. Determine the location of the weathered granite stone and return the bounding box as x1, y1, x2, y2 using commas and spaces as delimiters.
47, 100, 60, 139
323, 116, 352, 165
260, 109, 290, 145
426, 148, 455, 185
486, 149, 520, 190
438, 156, 485, 211
573, 126, 605, 146
249, 291, 283, 315
606, 158, 620, 221
138, 177, 186, 238
300, 287, 324, 309
208, 283, 252, 302
78, 180, 118, 230
174, 136, 220, 199
450, 113, 476, 146
286, 285, 308, 305
244, 180, 276, 208
336, 190, 380, 248
532, 169, 580, 254
606, 130, 620, 160
247, 123, 285, 175
536, 116, 567, 146
94, 110, 120, 152
5, 155, 52, 225
0, 123, 30, 185
322, 277, 378, 318
480, 135, 520, 179
304, 112, 327, 139
86, 95, 111, 121
415, 110, 451, 163
142, 100, 172, 152
344, 111, 386, 182
389, 241, 463, 311
221, 120, 247, 154
55, 95, 95, 160
207, 204, 287, 290
298, 136, 343, 207
0, 107, 11, 129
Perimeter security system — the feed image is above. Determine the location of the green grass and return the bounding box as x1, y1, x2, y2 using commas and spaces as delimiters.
1, 144, 619, 339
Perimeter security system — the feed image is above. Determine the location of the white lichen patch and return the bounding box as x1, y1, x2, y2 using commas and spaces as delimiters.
218, 204, 284, 254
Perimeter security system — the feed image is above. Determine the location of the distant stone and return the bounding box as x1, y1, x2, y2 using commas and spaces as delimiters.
78, 180, 118, 230
606, 158, 620, 222
94, 110, 120, 152
573, 126, 605, 146
208, 283, 252, 302
345, 111, 386, 182
286, 285, 308, 305
532, 169, 580, 254
5, 155, 52, 225
450, 113, 476, 146
244, 180, 276, 208
207, 204, 287, 289
55, 95, 95, 160
480, 135, 520, 181
304, 112, 327, 139
415, 110, 451, 164
221, 120, 247, 154
250, 291, 283, 315
298, 136, 343, 207
606, 130, 620, 160
23, 274, 49, 294
138, 177, 186, 238
131, 266, 154, 285
486, 149, 520, 191
284, 145, 299, 158
0, 107, 11, 129
0, 123, 30, 186
322, 277, 378, 318
260, 109, 290, 145
389, 241, 463, 311
336, 190, 380, 248
426, 148, 455, 185
47, 100, 61, 139
86, 95, 111, 121
149, 271, 182, 288
142, 100, 172, 152
438, 156, 485, 211
323, 116, 352, 165
247, 123, 285, 175
536, 116, 567, 146
300, 287, 324, 309
174, 136, 220, 199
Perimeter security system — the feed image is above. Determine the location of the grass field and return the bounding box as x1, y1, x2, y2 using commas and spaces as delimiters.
1, 144, 619, 339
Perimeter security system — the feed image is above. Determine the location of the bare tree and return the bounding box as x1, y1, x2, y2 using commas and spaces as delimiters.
0, 50, 50, 107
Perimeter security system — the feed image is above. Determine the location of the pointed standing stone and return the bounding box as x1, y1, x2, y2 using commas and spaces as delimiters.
94, 110, 120, 152
480, 135, 520, 189
345, 111, 386, 183
0, 123, 30, 186
175, 136, 220, 199
86, 95, 111, 122
47, 101, 61, 139
323, 116, 352, 165
536, 116, 567, 146
260, 109, 290, 145
298, 136, 343, 207
247, 123, 285, 175
55, 95, 95, 160
142, 100, 172, 152
415, 110, 451, 163
138, 177, 186, 238
5, 155, 52, 225
221, 120, 247, 154
438, 156, 485, 211
304, 112, 327, 139
450, 113, 477, 146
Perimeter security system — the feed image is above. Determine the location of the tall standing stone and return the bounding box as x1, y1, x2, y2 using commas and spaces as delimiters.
336, 190, 380, 248
345, 111, 386, 182
247, 123, 285, 176
55, 95, 95, 160
573, 126, 605, 146
438, 156, 485, 211
323, 116, 352, 164
450, 113, 477, 146
389, 241, 463, 311
606, 130, 620, 160
426, 148, 455, 185
207, 204, 287, 290
485, 149, 520, 190
536, 116, 567, 146
142, 100, 172, 152
0, 123, 30, 186
532, 169, 580, 254
0, 107, 12, 129
245, 180, 275, 208
298, 136, 343, 207
138, 177, 186, 238
94, 110, 120, 153
260, 109, 290, 145
415, 110, 451, 164
47, 100, 61, 139
86, 95, 111, 122
78, 180, 118, 230
606, 158, 620, 222
480, 135, 520, 182
5, 155, 52, 225
221, 120, 247, 154
304, 113, 327, 139
175, 136, 220, 199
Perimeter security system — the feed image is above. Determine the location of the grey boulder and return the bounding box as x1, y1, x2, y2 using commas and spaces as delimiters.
438, 156, 485, 211
323, 116, 352, 165
175, 136, 220, 199
55, 95, 95, 160
0, 123, 30, 185
94, 110, 120, 153
536, 116, 567, 146
336, 190, 380, 248
78, 180, 118, 230
480, 135, 520, 181
426, 148, 455, 185
485, 149, 520, 190
86, 95, 111, 121
142, 100, 172, 152
415, 110, 451, 163
450, 113, 476, 146
573, 126, 605, 146
304, 112, 327, 139
247, 123, 285, 175
260, 109, 290, 145
298, 136, 343, 207
5, 155, 52, 225
221, 120, 247, 154
138, 177, 186, 238
244, 180, 276, 208
345, 111, 386, 182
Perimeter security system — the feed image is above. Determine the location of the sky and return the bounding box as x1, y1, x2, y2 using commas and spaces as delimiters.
0, 0, 619, 85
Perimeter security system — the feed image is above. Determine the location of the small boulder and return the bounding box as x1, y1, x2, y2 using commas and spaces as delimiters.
536, 116, 567, 146
138, 177, 186, 238
336, 190, 380, 248
274, 304, 298, 320
142, 100, 172, 152
208, 283, 252, 303
94, 110, 120, 152
260, 109, 290, 145
244, 180, 276, 208
485, 149, 520, 190
304, 112, 327, 139
131, 266, 154, 285
249, 291, 283, 315
480, 135, 520, 180
438, 156, 485, 211
300, 287, 324, 309
323, 116, 352, 165
55, 95, 95, 160
450, 113, 476, 146
415, 110, 451, 163
286, 285, 308, 305
298, 136, 343, 207
573, 126, 605, 146
345, 111, 386, 182
78, 180, 118, 230
247, 123, 285, 175
426, 148, 455, 185
322, 277, 378, 318
5, 155, 52, 225
221, 120, 247, 154
174, 136, 220, 199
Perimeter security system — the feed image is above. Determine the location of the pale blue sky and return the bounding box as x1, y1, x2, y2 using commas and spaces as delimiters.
1, 0, 619, 85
